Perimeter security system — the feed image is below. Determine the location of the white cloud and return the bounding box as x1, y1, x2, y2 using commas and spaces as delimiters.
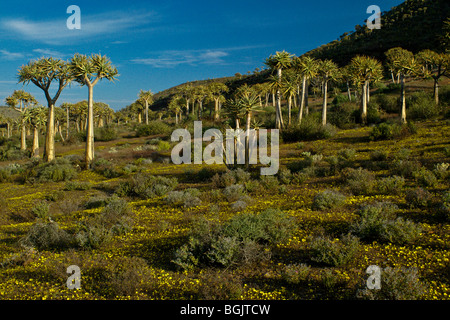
0, 49, 24, 60
1, 11, 154, 45
131, 49, 230, 68
33, 48, 65, 58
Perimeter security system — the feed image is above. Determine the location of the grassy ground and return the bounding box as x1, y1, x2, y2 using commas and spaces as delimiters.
0, 115, 449, 300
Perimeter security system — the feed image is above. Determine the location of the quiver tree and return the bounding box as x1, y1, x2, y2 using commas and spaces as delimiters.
138, 89, 154, 125
385, 47, 419, 123
317, 59, 339, 126
347, 55, 383, 124
18, 57, 72, 162
69, 53, 118, 169
265, 51, 294, 129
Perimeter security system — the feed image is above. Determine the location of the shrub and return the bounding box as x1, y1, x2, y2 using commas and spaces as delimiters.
95, 126, 118, 142
211, 168, 250, 188
370, 150, 388, 162
329, 102, 357, 129
310, 233, 361, 267
64, 181, 93, 191
116, 173, 178, 199
357, 267, 426, 300
92, 158, 122, 178
31, 201, 50, 220
391, 159, 422, 178
0, 167, 12, 182
434, 163, 449, 180
165, 189, 202, 208
338, 148, 356, 161
351, 202, 421, 244
369, 122, 416, 141
375, 175, 405, 195
281, 116, 336, 142
76, 197, 133, 249
157, 140, 171, 151
405, 187, 432, 208
221, 208, 294, 245
413, 168, 438, 188
282, 263, 311, 284
407, 92, 440, 120
223, 184, 247, 202
135, 121, 172, 137
373, 93, 398, 113
312, 190, 347, 211
342, 167, 375, 195
259, 175, 280, 191
172, 209, 285, 270
36, 158, 78, 182
20, 222, 74, 250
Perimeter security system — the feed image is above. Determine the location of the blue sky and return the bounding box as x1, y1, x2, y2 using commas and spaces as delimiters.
0, 0, 404, 110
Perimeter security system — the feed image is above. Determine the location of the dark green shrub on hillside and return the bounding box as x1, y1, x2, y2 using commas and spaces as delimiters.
407, 92, 440, 120
405, 187, 432, 208
36, 158, 78, 182
20, 222, 74, 250
172, 209, 293, 270
351, 202, 421, 245
372, 94, 399, 113
281, 116, 336, 142
341, 167, 375, 195
116, 172, 178, 199
95, 126, 119, 141
312, 190, 347, 210
135, 121, 172, 137
310, 233, 361, 267
329, 102, 358, 129
370, 121, 416, 141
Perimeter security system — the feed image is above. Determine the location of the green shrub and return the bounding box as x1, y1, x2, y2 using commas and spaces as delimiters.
211, 168, 251, 188
221, 208, 294, 245
157, 140, 171, 151
223, 184, 247, 202
95, 126, 118, 142
405, 187, 432, 208
351, 202, 421, 244
20, 222, 74, 250
259, 175, 280, 190
116, 173, 178, 199
357, 267, 426, 300
31, 201, 50, 220
76, 197, 133, 249
375, 175, 405, 195
281, 116, 336, 142
310, 233, 361, 267
282, 263, 311, 284
172, 209, 285, 270
369, 122, 416, 141
36, 158, 78, 182
312, 190, 347, 210
329, 102, 357, 129
370, 150, 388, 161
342, 167, 375, 195
434, 163, 449, 180
135, 121, 172, 137
0, 167, 12, 182
391, 159, 422, 178
407, 92, 440, 120
373, 93, 399, 113
92, 158, 122, 178
165, 189, 202, 208
413, 168, 438, 187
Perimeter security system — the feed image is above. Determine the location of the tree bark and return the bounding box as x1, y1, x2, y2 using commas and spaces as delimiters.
85, 84, 95, 169
44, 104, 55, 162
361, 81, 368, 125
400, 74, 407, 124
298, 76, 307, 123
322, 80, 328, 126
145, 101, 149, 125
20, 122, 27, 151
433, 78, 439, 105
32, 126, 39, 158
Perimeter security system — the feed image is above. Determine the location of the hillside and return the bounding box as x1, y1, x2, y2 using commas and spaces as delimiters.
305, 0, 450, 65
